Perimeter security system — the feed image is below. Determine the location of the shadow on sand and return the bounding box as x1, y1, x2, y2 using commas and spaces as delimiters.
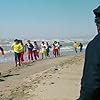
0, 73, 20, 82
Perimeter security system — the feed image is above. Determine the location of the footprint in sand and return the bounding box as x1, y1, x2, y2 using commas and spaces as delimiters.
50, 82, 55, 85
0, 78, 5, 82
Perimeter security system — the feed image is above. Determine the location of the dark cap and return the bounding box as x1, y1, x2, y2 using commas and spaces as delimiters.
93, 6, 100, 25
93, 6, 100, 18
14, 39, 18, 42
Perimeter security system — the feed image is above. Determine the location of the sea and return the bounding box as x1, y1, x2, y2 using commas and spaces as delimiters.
0, 38, 91, 63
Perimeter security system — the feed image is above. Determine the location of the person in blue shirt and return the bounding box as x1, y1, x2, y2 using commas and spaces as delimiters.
46, 42, 51, 57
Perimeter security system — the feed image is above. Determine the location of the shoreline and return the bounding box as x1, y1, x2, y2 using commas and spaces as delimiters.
0, 51, 84, 72
0, 53, 84, 100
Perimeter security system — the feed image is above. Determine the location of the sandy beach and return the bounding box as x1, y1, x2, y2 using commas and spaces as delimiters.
0, 54, 84, 100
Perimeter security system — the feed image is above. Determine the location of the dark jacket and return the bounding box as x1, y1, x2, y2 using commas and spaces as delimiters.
26, 43, 34, 51
79, 33, 100, 100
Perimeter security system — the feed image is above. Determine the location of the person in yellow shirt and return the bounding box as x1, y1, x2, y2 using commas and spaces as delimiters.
11, 39, 22, 67
73, 41, 79, 53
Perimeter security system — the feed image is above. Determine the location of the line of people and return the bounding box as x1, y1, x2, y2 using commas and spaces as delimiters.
0, 40, 84, 67
11, 39, 61, 67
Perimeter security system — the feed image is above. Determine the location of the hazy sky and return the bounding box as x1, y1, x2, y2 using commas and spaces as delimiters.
0, 0, 99, 39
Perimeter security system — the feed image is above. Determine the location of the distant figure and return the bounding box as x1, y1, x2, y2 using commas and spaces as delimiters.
79, 43, 83, 52
53, 41, 59, 57
73, 41, 78, 53
11, 39, 22, 67
26, 40, 34, 62
0, 46, 4, 55
77, 6, 100, 100
58, 42, 62, 56
0, 46, 4, 75
41, 41, 46, 59
0, 46, 4, 65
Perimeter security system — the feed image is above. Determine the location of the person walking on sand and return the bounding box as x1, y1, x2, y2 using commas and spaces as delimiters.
41, 41, 46, 59
19, 40, 25, 64
0, 46, 4, 56
46, 42, 51, 57
53, 41, 59, 57
25, 40, 34, 62
77, 6, 100, 100
33, 41, 39, 60
79, 43, 83, 52
73, 41, 78, 53
0, 46, 4, 63
11, 39, 22, 67
0, 46, 4, 75
58, 42, 62, 56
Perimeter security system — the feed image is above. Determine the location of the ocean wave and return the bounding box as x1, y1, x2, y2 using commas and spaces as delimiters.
4, 50, 12, 54
61, 46, 73, 50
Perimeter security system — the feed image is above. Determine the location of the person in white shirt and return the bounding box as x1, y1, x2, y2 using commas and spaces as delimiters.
41, 41, 46, 59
